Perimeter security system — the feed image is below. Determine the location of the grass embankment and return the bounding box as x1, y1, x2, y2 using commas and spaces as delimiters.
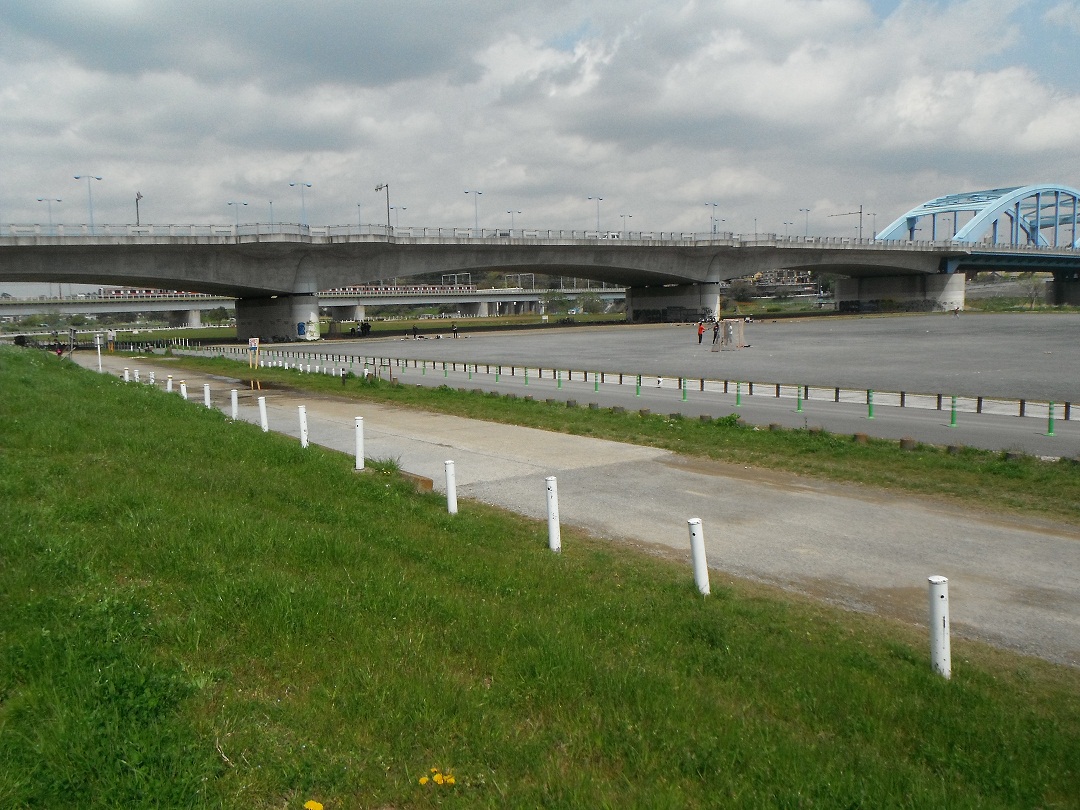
1, 347, 1079, 807
153, 352, 1080, 525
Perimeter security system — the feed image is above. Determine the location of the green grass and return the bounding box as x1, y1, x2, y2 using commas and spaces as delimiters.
2, 346, 1079, 808
147, 353, 1080, 525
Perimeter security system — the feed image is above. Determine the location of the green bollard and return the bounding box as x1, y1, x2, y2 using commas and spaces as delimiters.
636, 375, 641, 397
524, 367, 529, 386
950, 395, 958, 428
496, 366, 500, 383
1048, 401, 1056, 437
867, 389, 874, 420
736, 381, 742, 407
682, 377, 687, 402
796, 385, 803, 413
422, 361, 426, 376
557, 370, 562, 390
468, 365, 473, 380
443, 362, 448, 378
594, 372, 599, 393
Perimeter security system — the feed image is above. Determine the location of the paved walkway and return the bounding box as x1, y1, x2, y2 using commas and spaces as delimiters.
76, 351, 1080, 668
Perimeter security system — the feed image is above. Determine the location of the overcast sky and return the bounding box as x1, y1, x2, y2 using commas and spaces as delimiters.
2, 0, 1079, 239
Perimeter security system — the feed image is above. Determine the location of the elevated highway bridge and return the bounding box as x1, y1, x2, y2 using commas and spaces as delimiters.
4, 182, 1080, 339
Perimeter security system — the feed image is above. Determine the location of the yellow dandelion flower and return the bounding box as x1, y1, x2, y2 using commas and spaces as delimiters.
303, 802, 324, 810
431, 767, 439, 773
433, 773, 445, 785
419, 776, 430, 785
446, 775, 456, 785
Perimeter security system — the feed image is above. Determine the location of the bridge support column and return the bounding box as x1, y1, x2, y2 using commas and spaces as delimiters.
236, 294, 320, 342
626, 283, 723, 323
1050, 272, 1080, 305
834, 274, 964, 313
186, 308, 202, 328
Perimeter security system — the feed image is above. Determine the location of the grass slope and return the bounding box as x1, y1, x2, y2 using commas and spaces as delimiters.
1, 346, 1078, 808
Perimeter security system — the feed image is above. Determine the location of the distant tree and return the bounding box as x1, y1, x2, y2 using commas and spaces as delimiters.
728, 279, 757, 303
576, 292, 605, 314
1019, 273, 1048, 310
204, 306, 231, 324
541, 292, 571, 314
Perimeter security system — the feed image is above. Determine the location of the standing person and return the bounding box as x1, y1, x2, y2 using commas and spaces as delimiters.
712, 320, 720, 345
696, 321, 705, 344
412, 324, 419, 340
452, 322, 458, 338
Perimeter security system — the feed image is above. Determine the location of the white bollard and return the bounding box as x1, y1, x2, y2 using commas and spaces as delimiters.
445, 460, 458, 514
687, 518, 710, 595
230, 389, 238, 420
928, 576, 951, 679
258, 396, 268, 432
148, 371, 155, 385
180, 381, 188, 400
545, 476, 561, 553
166, 375, 173, 392
355, 416, 365, 471
133, 369, 140, 383
203, 383, 211, 408
298, 405, 308, 448
123, 367, 130, 382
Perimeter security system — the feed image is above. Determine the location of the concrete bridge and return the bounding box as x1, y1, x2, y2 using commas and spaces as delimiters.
3, 210, 1080, 340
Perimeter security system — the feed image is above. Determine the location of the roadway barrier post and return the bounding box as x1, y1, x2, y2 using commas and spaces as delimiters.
928, 576, 951, 679
231, 389, 238, 420
203, 383, 211, 408
545, 476, 561, 553
524, 367, 529, 386
180, 381, 188, 400
867, 389, 874, 420
258, 396, 268, 432
133, 369, 141, 383
298, 405, 309, 448
687, 518, 710, 596
123, 367, 130, 382
496, 366, 501, 383
557, 370, 562, 390
148, 371, 155, 386
355, 417, 364, 471
1048, 402, 1056, 437
468, 364, 472, 380
445, 460, 458, 515
681, 377, 687, 402
595, 372, 600, 394
796, 385, 803, 413
443, 362, 447, 378
636, 375, 641, 397
736, 381, 741, 407
950, 395, 957, 427
166, 375, 173, 393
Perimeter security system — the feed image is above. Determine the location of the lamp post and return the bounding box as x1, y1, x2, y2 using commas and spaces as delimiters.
375, 183, 391, 231
289, 181, 312, 227
507, 210, 520, 230
228, 201, 248, 229
74, 174, 102, 234
135, 191, 143, 226
390, 205, 406, 229
357, 202, 362, 229
870, 212, 878, 240
268, 200, 274, 233
620, 213, 632, 237
588, 196, 603, 231
799, 207, 810, 237
706, 202, 719, 234
464, 189, 482, 232
783, 220, 793, 237
36, 197, 61, 235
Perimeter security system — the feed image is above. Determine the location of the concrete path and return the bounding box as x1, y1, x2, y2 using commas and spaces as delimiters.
75, 351, 1080, 668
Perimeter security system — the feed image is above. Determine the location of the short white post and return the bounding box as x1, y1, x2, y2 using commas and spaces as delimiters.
445, 460, 458, 514
180, 381, 188, 400
545, 476, 561, 553
354, 416, 365, 470
133, 369, 140, 383
928, 575, 951, 679
166, 375, 173, 393
95, 335, 102, 373
298, 405, 309, 448
123, 367, 130, 382
148, 371, 155, 385
688, 518, 710, 595
230, 389, 238, 420
258, 396, 268, 432
203, 383, 211, 408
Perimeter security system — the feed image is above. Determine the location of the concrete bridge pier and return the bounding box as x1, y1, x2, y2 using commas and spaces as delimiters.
236, 294, 321, 342
1051, 271, 1080, 305
626, 283, 723, 323
834, 274, 964, 313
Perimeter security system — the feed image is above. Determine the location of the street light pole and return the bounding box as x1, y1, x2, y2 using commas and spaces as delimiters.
289, 181, 312, 227
588, 196, 603, 231
269, 200, 274, 233
74, 174, 102, 234
135, 192, 143, 226
464, 189, 482, 232
783, 221, 793, 237
375, 183, 391, 231
507, 210, 520, 230
620, 213, 632, 237
706, 202, 719, 234
390, 206, 407, 229
228, 201, 248, 229
799, 207, 810, 237
36, 197, 61, 235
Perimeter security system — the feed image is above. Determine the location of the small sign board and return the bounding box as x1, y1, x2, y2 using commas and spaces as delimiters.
248, 337, 260, 350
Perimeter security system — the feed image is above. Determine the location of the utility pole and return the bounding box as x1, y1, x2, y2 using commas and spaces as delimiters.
827, 204, 863, 239
375, 183, 391, 231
